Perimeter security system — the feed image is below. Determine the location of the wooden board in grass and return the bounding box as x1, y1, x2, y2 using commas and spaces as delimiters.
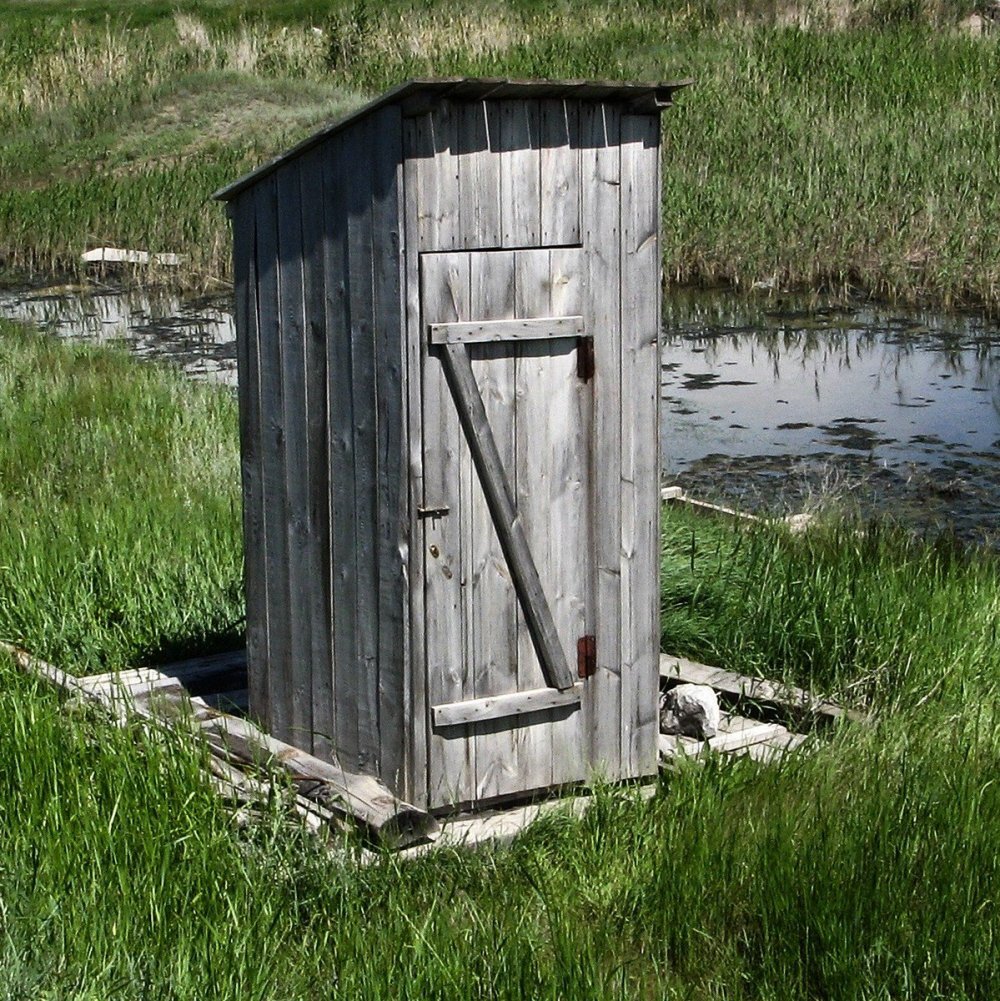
3, 643, 438, 850
659, 654, 865, 725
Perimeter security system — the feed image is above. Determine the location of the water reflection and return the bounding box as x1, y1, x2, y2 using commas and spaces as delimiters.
662, 291, 1000, 547
0, 285, 238, 386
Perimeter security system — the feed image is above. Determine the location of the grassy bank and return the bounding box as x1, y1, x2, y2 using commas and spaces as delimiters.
1, 2, 998, 307
2, 323, 1000, 997
0, 320, 243, 671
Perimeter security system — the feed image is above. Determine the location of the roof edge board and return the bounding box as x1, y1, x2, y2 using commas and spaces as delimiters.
213, 77, 691, 202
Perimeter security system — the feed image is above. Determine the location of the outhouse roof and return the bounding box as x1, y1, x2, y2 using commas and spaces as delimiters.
212, 76, 691, 202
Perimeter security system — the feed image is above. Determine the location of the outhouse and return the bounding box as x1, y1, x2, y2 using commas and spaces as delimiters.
214, 78, 687, 811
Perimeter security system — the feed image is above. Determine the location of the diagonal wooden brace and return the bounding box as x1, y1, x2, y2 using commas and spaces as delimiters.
439, 341, 576, 692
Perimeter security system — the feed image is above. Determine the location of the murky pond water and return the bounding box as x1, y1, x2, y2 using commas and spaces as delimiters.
2, 284, 997, 545
0, 285, 237, 386
662, 291, 1000, 546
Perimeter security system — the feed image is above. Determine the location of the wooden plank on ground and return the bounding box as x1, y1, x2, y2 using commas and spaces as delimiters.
660, 654, 861, 723
6, 643, 438, 848
708, 722, 787, 754
746, 730, 810, 763
396, 794, 592, 860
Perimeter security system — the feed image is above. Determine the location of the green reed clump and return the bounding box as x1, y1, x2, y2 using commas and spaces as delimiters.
0, 321, 243, 671
661, 506, 1000, 711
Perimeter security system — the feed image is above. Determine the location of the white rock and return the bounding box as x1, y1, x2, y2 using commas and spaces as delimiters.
660, 683, 720, 740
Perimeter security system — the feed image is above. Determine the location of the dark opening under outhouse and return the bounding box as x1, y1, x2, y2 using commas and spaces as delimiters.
215, 77, 687, 811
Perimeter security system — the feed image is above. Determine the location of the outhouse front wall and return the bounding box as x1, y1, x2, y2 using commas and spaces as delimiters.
402, 97, 662, 808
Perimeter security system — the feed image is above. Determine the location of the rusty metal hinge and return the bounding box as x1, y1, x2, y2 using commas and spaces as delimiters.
576, 337, 595, 382
577, 635, 596, 679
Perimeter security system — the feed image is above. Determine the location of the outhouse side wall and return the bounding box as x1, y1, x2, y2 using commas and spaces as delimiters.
229, 105, 410, 789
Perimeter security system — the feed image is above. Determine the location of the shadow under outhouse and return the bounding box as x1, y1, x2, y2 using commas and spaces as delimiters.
214, 77, 689, 812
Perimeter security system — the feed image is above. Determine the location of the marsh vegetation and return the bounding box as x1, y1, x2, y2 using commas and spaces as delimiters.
2, 320, 999, 997
1, 0, 999, 306
3, 2, 1000, 996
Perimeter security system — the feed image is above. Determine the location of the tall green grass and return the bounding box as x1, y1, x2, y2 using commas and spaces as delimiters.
1, 321, 999, 997
661, 507, 1000, 712
2, 664, 999, 999
0, 320, 243, 671
1, 3, 998, 306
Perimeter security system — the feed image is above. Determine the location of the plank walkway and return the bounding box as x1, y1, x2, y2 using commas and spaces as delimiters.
660, 653, 864, 725
3, 641, 856, 855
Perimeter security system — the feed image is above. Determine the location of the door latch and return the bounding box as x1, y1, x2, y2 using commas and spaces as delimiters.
417, 505, 451, 519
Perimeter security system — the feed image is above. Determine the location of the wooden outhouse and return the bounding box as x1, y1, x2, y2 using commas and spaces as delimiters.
214, 78, 686, 811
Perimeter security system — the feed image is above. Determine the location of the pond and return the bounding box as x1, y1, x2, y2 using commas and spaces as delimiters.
662, 291, 1000, 547
2, 283, 997, 546
0, 284, 238, 386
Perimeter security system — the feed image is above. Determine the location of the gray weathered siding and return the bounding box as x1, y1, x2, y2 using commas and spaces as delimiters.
229, 88, 663, 811
229, 106, 408, 789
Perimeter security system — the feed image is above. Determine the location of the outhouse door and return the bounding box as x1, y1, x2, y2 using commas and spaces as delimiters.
420, 247, 595, 807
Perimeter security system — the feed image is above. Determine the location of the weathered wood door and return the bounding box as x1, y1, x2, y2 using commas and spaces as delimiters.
420, 247, 595, 807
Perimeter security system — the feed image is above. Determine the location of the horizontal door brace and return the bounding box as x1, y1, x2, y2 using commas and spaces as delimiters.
429, 315, 585, 345
432, 684, 583, 729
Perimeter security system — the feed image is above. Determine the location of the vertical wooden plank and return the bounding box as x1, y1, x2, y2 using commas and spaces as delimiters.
581, 102, 623, 780
345, 117, 380, 773
500, 100, 541, 247
231, 196, 269, 726
416, 102, 459, 251
403, 119, 428, 805
468, 250, 518, 802
298, 148, 333, 760
540, 99, 581, 246
276, 162, 313, 753
371, 106, 406, 791
458, 101, 502, 249
253, 175, 291, 745
546, 247, 589, 788
620, 113, 662, 779
422, 252, 474, 808
513, 247, 555, 792
322, 133, 356, 770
